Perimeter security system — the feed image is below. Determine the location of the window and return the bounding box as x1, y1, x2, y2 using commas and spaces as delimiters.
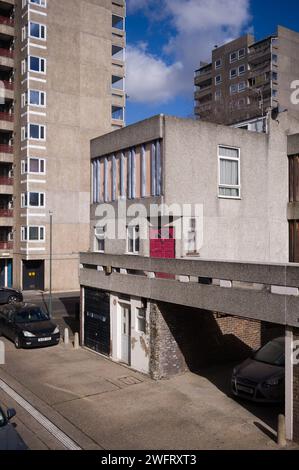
25, 0, 47, 7
272, 54, 278, 64
238, 48, 246, 59
215, 59, 222, 69
112, 45, 124, 61
21, 192, 45, 208
112, 106, 124, 121
215, 89, 221, 101
28, 90, 46, 106
238, 81, 246, 92
272, 71, 278, 81
186, 218, 198, 254
230, 84, 238, 94
112, 75, 124, 91
29, 22, 46, 40
238, 64, 246, 75
127, 226, 140, 254
272, 89, 278, 98
26, 124, 45, 140
230, 51, 238, 63
230, 68, 237, 79
21, 158, 46, 174
112, 15, 124, 30
215, 74, 222, 85
95, 226, 105, 253
136, 308, 146, 334
21, 226, 45, 242
29, 56, 46, 73
218, 146, 240, 198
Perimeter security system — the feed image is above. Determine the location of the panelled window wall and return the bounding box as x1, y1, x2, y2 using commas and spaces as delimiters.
92, 140, 162, 204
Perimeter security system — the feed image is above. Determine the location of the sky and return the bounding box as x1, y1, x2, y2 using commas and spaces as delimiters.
125, 0, 299, 125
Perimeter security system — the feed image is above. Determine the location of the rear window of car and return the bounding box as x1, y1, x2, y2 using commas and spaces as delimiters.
14, 308, 49, 324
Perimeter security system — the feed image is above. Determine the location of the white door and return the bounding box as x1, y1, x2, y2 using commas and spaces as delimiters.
121, 305, 131, 365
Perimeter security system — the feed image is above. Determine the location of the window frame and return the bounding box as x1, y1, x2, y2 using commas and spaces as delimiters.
218, 145, 241, 199
21, 192, 46, 208
29, 21, 47, 40
28, 89, 46, 107
230, 68, 237, 79
21, 226, 45, 242
230, 51, 238, 63
136, 307, 146, 334
21, 158, 46, 175
215, 59, 222, 69
29, 56, 46, 74
127, 225, 140, 255
215, 74, 222, 85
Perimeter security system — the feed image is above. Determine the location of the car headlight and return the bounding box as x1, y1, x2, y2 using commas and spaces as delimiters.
265, 377, 282, 386
53, 327, 59, 335
23, 331, 35, 338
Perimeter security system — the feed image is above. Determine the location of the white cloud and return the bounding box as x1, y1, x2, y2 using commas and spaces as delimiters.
126, 0, 252, 104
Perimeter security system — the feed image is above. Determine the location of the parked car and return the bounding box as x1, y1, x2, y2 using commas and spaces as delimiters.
0, 288, 23, 305
0, 406, 28, 450
231, 337, 285, 403
0, 303, 60, 349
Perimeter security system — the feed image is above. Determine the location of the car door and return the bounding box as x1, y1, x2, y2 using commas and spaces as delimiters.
0, 307, 10, 337
1, 308, 15, 340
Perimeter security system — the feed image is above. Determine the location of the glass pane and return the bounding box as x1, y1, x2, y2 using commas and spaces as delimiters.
30, 57, 40, 71
30, 125, 39, 139
30, 22, 40, 37
29, 193, 39, 206
29, 159, 39, 172
219, 187, 239, 197
219, 146, 239, 158
29, 227, 39, 240
30, 90, 40, 105
220, 159, 239, 186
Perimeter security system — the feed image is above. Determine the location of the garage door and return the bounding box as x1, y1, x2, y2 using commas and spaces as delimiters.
84, 288, 110, 356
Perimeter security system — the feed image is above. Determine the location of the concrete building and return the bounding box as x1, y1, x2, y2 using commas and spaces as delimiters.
0, 0, 126, 291
79, 113, 299, 442
194, 26, 299, 129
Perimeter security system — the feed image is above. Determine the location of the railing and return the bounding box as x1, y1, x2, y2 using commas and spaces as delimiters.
0, 112, 13, 122
0, 177, 13, 185
0, 241, 13, 250
0, 16, 14, 27
0, 209, 13, 217
0, 48, 14, 59
80, 252, 299, 327
0, 145, 13, 154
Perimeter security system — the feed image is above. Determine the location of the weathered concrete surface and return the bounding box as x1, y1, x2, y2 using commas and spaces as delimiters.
0, 339, 292, 450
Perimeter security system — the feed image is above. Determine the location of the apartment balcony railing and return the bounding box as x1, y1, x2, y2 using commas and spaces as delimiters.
2, 81, 14, 90
0, 177, 13, 185
0, 145, 13, 154
0, 48, 14, 58
0, 112, 13, 122
0, 16, 14, 27
0, 241, 12, 250
0, 209, 13, 217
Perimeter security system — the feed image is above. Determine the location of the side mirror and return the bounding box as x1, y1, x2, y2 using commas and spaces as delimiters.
7, 408, 16, 420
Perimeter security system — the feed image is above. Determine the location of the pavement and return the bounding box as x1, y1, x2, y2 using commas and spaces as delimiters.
0, 337, 292, 450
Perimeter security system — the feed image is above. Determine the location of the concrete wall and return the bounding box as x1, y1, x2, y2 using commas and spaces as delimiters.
12, 0, 126, 291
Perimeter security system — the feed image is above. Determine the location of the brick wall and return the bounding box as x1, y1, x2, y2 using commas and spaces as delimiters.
149, 301, 284, 380
293, 328, 299, 442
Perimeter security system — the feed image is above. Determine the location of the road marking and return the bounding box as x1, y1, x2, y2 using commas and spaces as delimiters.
0, 378, 81, 450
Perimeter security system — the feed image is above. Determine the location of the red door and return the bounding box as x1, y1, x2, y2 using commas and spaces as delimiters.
150, 228, 175, 278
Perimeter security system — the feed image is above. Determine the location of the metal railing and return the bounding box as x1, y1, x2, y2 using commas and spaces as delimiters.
0, 177, 13, 185
0, 209, 13, 217
0, 16, 14, 27
0, 241, 13, 250
0, 145, 13, 154
0, 112, 13, 122
0, 48, 14, 59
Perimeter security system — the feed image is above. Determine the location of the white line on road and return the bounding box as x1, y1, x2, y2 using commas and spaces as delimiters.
0, 378, 81, 451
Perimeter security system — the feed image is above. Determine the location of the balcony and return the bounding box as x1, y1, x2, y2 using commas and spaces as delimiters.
0, 144, 13, 154
0, 176, 12, 185
0, 208, 12, 217
0, 241, 12, 250
0, 111, 13, 131
0, 15, 14, 37
0, 47, 14, 69
0, 16, 14, 27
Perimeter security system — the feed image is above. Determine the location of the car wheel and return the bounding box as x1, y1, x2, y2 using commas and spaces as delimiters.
14, 336, 21, 349
8, 295, 19, 304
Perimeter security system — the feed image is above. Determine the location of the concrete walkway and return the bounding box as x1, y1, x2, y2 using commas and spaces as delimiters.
0, 338, 292, 450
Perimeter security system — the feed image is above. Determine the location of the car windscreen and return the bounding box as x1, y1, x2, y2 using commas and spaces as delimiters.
254, 340, 285, 366
14, 308, 49, 324
0, 408, 6, 428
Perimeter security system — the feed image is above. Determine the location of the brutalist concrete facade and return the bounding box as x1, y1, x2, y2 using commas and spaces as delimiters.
0, 0, 126, 291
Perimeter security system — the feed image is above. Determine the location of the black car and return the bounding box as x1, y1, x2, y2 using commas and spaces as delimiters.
232, 337, 285, 403
0, 288, 23, 305
0, 303, 60, 349
0, 406, 28, 450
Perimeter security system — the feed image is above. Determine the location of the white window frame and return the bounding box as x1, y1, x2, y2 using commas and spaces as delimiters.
29, 56, 46, 74
238, 48, 246, 59
230, 84, 238, 95
23, 0, 47, 8
230, 68, 237, 79
127, 225, 140, 255
94, 226, 105, 253
29, 21, 47, 40
136, 307, 146, 334
215, 59, 222, 69
27, 123, 46, 141
238, 64, 246, 76
215, 74, 222, 85
21, 226, 45, 242
21, 158, 46, 175
215, 89, 221, 101
230, 51, 238, 63
21, 192, 46, 209
112, 14, 125, 31
238, 81, 246, 92
218, 146, 241, 199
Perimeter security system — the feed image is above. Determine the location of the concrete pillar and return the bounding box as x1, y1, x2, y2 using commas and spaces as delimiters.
285, 327, 293, 441
74, 333, 79, 350
64, 328, 69, 346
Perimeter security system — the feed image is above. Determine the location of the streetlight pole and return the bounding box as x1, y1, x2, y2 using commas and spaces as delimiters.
49, 211, 53, 318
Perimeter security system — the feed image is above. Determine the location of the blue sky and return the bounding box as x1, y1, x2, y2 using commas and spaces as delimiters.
125, 0, 299, 125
